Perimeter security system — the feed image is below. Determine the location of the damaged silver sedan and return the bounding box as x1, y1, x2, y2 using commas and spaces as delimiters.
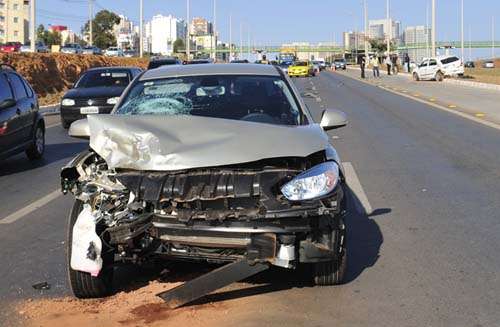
61, 64, 349, 298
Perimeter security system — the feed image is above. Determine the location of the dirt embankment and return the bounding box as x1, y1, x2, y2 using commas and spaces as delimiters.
0, 53, 148, 105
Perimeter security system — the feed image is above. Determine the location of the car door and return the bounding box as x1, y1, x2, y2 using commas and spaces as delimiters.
0, 72, 23, 154
7, 73, 32, 142
418, 60, 429, 79
428, 59, 438, 79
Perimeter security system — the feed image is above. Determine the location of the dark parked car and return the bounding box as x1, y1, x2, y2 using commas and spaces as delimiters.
464, 61, 475, 68
147, 57, 182, 70
0, 64, 45, 161
60, 67, 143, 129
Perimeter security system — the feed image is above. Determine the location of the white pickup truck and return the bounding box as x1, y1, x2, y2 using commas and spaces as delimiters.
412, 56, 464, 82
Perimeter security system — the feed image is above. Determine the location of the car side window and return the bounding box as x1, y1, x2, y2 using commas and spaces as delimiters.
420, 60, 428, 67
0, 74, 14, 102
429, 59, 437, 66
8, 73, 28, 100
21, 77, 34, 98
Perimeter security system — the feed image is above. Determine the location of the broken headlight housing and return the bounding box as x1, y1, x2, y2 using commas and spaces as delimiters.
281, 162, 339, 201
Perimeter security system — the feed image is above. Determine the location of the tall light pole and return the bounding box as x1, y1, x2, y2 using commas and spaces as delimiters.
229, 14, 232, 61
364, 0, 368, 58
468, 25, 472, 61
426, 1, 430, 58
460, 0, 464, 62
492, 16, 495, 59
30, 0, 36, 52
139, 0, 143, 57
89, 0, 93, 46
431, 0, 436, 57
386, 0, 390, 55
186, 0, 190, 60
212, 0, 216, 61
239, 23, 243, 59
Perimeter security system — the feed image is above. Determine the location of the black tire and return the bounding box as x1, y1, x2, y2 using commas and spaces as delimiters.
67, 200, 114, 298
312, 217, 347, 286
435, 71, 444, 82
61, 118, 71, 129
413, 72, 420, 81
26, 123, 45, 160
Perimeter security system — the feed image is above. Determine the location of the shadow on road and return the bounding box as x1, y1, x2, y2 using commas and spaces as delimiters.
0, 142, 87, 176
344, 185, 386, 283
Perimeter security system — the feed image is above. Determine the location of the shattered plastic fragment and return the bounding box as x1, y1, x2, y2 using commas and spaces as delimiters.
70, 204, 103, 277
32, 282, 51, 290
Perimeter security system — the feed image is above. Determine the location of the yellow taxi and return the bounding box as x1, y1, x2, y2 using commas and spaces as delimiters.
288, 60, 313, 77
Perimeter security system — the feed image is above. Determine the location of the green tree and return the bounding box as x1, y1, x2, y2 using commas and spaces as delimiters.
173, 38, 185, 54
369, 39, 397, 54
36, 24, 62, 46
82, 10, 120, 49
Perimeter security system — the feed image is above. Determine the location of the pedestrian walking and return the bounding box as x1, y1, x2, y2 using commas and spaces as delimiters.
392, 55, 399, 75
371, 56, 380, 78
385, 55, 392, 76
360, 55, 366, 79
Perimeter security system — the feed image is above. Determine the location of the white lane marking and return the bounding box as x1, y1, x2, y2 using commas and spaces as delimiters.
46, 122, 61, 129
343, 162, 373, 215
0, 189, 62, 224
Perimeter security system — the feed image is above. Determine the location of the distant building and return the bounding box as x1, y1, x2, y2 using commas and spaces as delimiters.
48, 25, 76, 46
191, 17, 212, 36
113, 15, 138, 50
0, 0, 30, 44
194, 34, 215, 53
149, 14, 186, 55
369, 19, 401, 43
403, 25, 431, 62
343, 31, 367, 51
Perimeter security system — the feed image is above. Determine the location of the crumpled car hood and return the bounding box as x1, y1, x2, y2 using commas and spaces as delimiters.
88, 115, 329, 171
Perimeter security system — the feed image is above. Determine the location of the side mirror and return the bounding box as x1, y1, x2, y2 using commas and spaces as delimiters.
0, 98, 16, 110
320, 109, 348, 131
68, 119, 90, 140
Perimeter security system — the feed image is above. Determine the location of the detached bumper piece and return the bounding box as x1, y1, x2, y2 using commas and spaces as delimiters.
157, 259, 269, 308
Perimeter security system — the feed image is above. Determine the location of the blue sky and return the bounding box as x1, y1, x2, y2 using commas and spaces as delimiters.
37, 0, 499, 44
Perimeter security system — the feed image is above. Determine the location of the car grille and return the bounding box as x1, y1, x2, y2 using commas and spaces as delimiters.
74, 98, 109, 107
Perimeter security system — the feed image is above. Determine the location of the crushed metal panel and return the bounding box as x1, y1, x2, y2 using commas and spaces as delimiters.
88, 115, 329, 171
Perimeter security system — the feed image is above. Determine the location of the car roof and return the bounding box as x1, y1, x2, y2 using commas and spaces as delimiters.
141, 63, 281, 80
85, 66, 138, 72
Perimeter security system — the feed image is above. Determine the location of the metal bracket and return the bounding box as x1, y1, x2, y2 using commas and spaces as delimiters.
157, 259, 269, 308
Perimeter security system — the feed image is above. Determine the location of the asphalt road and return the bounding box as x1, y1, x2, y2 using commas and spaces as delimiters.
1, 71, 499, 326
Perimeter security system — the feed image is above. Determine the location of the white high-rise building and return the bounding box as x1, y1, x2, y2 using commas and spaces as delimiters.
150, 14, 187, 55
404, 25, 431, 62
369, 19, 401, 43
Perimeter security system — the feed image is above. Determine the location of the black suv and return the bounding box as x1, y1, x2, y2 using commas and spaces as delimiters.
0, 64, 45, 161
60, 67, 143, 129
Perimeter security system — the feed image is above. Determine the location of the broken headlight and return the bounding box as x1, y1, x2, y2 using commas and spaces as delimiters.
281, 162, 339, 201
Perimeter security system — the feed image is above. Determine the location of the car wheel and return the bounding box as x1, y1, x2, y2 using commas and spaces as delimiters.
26, 123, 45, 160
67, 200, 115, 298
435, 71, 444, 82
312, 216, 347, 286
413, 72, 420, 81
61, 117, 71, 129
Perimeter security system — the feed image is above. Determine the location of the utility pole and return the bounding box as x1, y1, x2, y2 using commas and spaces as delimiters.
492, 16, 495, 59
461, 0, 464, 63
139, 0, 143, 57
468, 25, 471, 61
30, 0, 36, 52
431, 0, 436, 56
239, 23, 243, 59
186, 0, 190, 60
386, 0, 390, 55
247, 28, 250, 60
364, 0, 368, 58
89, 0, 93, 46
212, 0, 216, 61
426, 1, 430, 58
229, 14, 232, 61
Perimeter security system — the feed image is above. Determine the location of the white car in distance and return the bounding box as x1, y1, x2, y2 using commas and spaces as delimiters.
413, 56, 464, 82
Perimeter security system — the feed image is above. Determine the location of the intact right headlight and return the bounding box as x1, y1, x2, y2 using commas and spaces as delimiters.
62, 99, 75, 106
281, 162, 339, 201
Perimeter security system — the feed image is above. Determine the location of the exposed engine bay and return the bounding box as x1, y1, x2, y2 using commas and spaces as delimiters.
62, 149, 347, 277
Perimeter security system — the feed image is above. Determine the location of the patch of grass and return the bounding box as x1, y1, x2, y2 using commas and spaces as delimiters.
461, 58, 500, 85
